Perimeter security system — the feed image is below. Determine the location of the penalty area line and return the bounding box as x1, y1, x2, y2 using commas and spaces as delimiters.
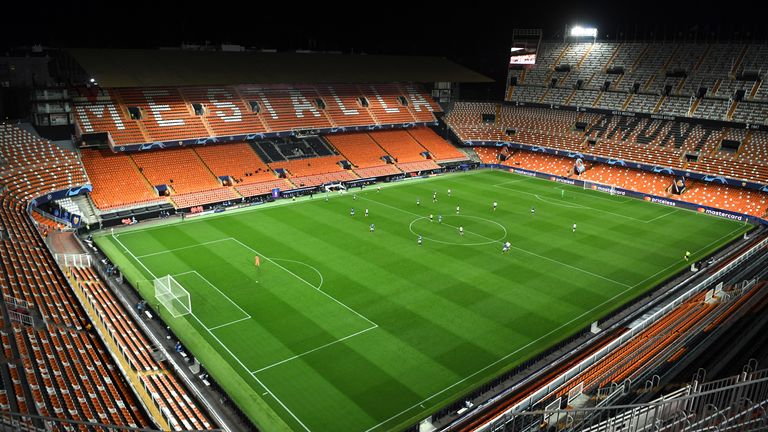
111, 235, 311, 432
251, 324, 379, 374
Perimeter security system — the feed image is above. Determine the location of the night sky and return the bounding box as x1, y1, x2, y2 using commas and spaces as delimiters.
2, 1, 766, 98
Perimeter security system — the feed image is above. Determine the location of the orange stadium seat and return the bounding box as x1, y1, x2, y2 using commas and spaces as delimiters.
399, 84, 442, 122
315, 84, 377, 127
194, 142, 277, 184
0, 123, 165, 430
407, 127, 466, 162
130, 147, 222, 194
73, 84, 439, 147
502, 151, 576, 177
368, 130, 430, 163
73, 90, 148, 145
362, 84, 420, 124
325, 132, 389, 167
237, 85, 334, 131
579, 164, 672, 195
81, 149, 167, 210
180, 86, 268, 136
269, 155, 358, 187
116, 87, 210, 142
680, 181, 768, 217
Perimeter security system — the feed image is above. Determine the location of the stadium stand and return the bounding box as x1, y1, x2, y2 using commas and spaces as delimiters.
193, 142, 278, 185
73, 84, 440, 147
0, 123, 149, 428
73, 90, 148, 145
504, 41, 768, 125
66, 267, 212, 431
501, 150, 576, 177
30, 211, 66, 232
116, 88, 210, 142
80, 149, 167, 211
447, 135, 768, 217
179, 87, 268, 136
268, 156, 357, 187
315, 85, 376, 127
407, 127, 468, 162
130, 148, 221, 194
324, 132, 403, 177
368, 130, 441, 172
239, 86, 334, 131
446, 103, 768, 184
0, 123, 213, 430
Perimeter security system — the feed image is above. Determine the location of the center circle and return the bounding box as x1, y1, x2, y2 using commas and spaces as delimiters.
409, 215, 508, 246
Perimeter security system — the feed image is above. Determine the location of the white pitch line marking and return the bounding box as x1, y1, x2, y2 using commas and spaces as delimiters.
135, 238, 234, 258
251, 325, 378, 374
358, 195, 632, 288
207, 316, 252, 331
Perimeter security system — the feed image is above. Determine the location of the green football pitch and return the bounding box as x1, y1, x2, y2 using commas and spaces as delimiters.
95, 169, 750, 432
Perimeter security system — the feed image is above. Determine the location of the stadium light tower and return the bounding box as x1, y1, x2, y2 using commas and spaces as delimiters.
567, 25, 598, 42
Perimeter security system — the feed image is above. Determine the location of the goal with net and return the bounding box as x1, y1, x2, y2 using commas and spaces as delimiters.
323, 182, 347, 193
154, 275, 191, 318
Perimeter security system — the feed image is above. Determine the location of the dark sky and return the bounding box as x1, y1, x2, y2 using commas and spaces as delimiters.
3, 1, 766, 98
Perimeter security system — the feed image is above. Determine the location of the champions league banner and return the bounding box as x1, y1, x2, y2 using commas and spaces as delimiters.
672, 177, 686, 195
574, 158, 586, 175
480, 164, 767, 226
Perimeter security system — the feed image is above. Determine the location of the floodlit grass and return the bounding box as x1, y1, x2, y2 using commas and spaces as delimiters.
95, 169, 749, 432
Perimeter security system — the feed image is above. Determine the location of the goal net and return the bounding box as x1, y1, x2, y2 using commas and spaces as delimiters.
154, 275, 191, 318
323, 182, 347, 193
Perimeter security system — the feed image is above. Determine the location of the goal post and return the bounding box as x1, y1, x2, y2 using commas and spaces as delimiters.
154, 275, 191, 318
323, 182, 346, 193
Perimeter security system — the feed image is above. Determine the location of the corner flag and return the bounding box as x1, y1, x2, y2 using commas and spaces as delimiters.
255, 255, 261, 267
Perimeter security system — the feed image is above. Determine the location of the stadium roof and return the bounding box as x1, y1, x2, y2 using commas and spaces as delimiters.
67, 49, 493, 88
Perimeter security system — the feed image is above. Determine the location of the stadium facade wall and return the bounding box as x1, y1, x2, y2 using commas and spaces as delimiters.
469, 141, 768, 193
482, 163, 768, 225
501, 100, 768, 132
108, 121, 437, 153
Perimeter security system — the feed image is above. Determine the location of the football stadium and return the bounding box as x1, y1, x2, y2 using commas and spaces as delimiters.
2, 6, 768, 432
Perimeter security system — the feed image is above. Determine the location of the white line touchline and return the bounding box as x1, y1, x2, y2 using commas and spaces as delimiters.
628, 226, 745, 289
207, 316, 252, 331
135, 238, 234, 258
251, 325, 379, 374
495, 184, 659, 222
110, 170, 484, 238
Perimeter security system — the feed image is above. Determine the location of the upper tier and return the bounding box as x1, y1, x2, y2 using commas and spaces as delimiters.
506, 41, 768, 124
73, 84, 441, 148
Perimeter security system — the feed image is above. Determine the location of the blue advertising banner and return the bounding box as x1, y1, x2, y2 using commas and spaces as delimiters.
481, 164, 767, 226
469, 141, 768, 192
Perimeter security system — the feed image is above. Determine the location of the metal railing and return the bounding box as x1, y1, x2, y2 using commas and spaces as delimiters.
471, 236, 768, 431
488, 369, 768, 432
